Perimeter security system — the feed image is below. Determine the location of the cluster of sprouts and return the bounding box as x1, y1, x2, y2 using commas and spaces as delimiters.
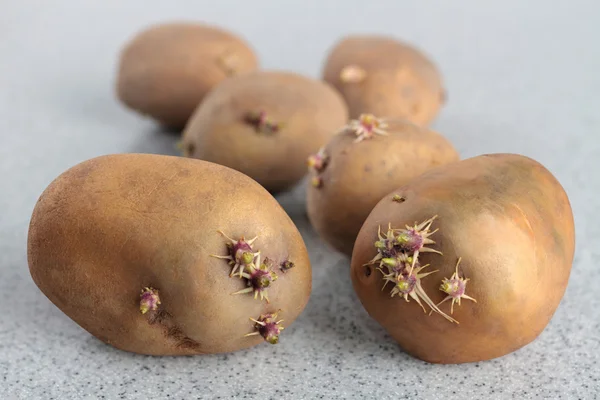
365, 212, 476, 324
244, 311, 284, 344
211, 231, 296, 344
343, 114, 389, 143
307, 147, 329, 188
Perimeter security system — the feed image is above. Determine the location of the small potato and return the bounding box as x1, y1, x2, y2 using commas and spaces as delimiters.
27, 154, 311, 355
182, 71, 349, 193
322, 35, 445, 126
351, 154, 575, 364
306, 115, 459, 256
116, 22, 258, 128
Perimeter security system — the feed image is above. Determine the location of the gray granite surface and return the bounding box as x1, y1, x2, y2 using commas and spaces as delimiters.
1, 1, 599, 399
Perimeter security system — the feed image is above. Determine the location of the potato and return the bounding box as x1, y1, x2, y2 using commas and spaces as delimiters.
116, 22, 258, 128
181, 71, 349, 193
306, 115, 458, 256
322, 35, 445, 126
27, 154, 311, 355
351, 154, 575, 363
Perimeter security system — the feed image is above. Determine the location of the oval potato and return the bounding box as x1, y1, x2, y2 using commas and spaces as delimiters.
182, 71, 349, 193
351, 154, 575, 363
117, 22, 258, 128
323, 35, 445, 126
307, 117, 459, 256
28, 154, 311, 355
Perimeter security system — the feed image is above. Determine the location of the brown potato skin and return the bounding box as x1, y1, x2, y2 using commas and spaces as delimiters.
182, 71, 349, 193
322, 35, 444, 126
27, 154, 311, 355
116, 22, 258, 128
351, 154, 575, 364
307, 119, 459, 256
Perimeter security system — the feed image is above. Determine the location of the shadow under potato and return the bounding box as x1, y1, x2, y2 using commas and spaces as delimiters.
297, 256, 410, 359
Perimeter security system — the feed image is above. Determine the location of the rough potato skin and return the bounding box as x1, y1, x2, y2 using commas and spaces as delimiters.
116, 22, 258, 128
322, 35, 444, 126
351, 154, 575, 363
27, 154, 311, 355
181, 71, 349, 193
307, 119, 459, 256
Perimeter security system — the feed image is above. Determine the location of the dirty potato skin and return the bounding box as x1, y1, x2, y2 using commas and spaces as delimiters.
351, 154, 575, 363
322, 35, 444, 126
116, 22, 258, 128
27, 154, 311, 355
307, 118, 459, 256
181, 71, 349, 193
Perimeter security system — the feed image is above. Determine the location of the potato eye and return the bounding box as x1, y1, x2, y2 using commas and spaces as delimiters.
185, 143, 195, 157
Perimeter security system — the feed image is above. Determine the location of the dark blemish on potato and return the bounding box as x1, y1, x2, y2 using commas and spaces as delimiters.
166, 325, 181, 338
181, 142, 195, 157
280, 260, 295, 272
392, 194, 406, 203
364, 165, 372, 173
169, 326, 202, 350
150, 309, 202, 350
364, 265, 372, 277
148, 307, 167, 325
177, 336, 203, 350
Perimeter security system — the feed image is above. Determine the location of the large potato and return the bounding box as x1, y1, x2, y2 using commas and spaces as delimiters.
307, 115, 459, 256
322, 35, 445, 126
116, 22, 258, 128
27, 154, 311, 355
351, 154, 575, 363
181, 71, 349, 193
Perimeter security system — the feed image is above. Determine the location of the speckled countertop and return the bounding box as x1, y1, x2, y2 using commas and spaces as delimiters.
1, 1, 599, 399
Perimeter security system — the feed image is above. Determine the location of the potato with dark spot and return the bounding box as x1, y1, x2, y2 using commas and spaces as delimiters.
351, 154, 575, 364
27, 154, 311, 355
306, 114, 459, 256
322, 35, 445, 126
181, 71, 349, 193
116, 22, 258, 128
